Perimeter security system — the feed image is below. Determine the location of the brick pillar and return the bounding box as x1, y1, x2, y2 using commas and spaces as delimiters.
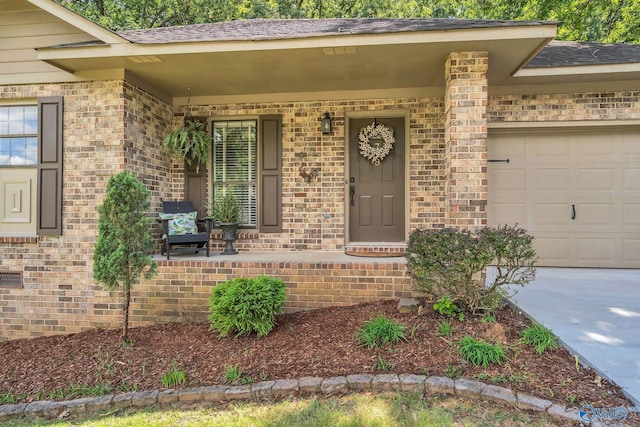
444, 51, 489, 229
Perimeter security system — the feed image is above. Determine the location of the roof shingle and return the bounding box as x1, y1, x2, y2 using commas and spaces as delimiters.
117, 18, 556, 44
525, 41, 640, 68
55, 17, 640, 69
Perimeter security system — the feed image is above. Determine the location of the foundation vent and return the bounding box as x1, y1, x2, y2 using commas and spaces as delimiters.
0, 271, 23, 288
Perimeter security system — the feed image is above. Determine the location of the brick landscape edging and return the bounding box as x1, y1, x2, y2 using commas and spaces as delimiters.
0, 374, 591, 424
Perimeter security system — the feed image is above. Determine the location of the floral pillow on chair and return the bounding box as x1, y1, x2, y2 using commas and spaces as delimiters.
159, 211, 198, 235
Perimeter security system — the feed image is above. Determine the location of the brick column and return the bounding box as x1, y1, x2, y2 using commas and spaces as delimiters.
444, 51, 489, 229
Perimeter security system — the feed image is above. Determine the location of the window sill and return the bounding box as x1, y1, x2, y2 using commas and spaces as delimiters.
0, 236, 38, 244
211, 230, 259, 240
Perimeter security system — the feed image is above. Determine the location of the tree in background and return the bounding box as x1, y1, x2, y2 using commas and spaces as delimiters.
55, 0, 639, 43
93, 171, 157, 344
457, 0, 639, 43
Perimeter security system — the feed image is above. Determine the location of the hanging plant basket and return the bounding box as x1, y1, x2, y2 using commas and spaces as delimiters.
358, 122, 395, 165
163, 119, 210, 173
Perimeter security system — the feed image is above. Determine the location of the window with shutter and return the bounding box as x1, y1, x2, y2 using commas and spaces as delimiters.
37, 97, 63, 236
0, 97, 63, 236
0, 104, 39, 235
212, 120, 258, 227
258, 115, 282, 233
211, 116, 282, 232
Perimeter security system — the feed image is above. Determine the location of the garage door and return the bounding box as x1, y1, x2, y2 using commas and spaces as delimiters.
488, 128, 640, 268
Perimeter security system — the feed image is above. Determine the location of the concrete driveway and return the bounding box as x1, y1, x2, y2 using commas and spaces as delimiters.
488, 267, 640, 406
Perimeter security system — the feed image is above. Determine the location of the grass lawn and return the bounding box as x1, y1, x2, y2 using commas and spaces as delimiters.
4, 392, 565, 427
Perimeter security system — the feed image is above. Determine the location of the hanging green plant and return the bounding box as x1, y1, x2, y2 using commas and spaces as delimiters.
163, 119, 210, 173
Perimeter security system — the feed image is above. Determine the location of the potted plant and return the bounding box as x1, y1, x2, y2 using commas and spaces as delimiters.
163, 119, 210, 173
210, 191, 243, 255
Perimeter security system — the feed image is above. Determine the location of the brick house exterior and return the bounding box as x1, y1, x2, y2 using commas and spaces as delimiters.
1, 1, 638, 340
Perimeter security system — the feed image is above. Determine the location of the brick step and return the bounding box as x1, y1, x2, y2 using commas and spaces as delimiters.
344, 244, 407, 258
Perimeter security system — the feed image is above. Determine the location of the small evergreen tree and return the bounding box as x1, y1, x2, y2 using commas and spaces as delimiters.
93, 171, 157, 343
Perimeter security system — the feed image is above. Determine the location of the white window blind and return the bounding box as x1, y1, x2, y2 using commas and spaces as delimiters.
212, 120, 257, 227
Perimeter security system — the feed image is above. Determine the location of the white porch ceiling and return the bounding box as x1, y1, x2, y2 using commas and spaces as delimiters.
37, 34, 555, 101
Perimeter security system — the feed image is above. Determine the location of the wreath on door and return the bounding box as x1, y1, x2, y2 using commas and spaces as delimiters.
358, 122, 395, 165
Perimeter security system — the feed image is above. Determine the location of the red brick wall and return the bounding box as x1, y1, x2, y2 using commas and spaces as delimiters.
133, 258, 413, 325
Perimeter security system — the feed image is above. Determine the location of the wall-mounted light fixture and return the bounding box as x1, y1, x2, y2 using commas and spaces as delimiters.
321, 112, 332, 135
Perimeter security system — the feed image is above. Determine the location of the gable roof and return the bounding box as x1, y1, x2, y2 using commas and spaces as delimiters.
511, 40, 640, 85
3, 0, 638, 100
33, 15, 560, 99
526, 41, 640, 68
0, 0, 128, 85
117, 18, 556, 44
119, 20, 640, 72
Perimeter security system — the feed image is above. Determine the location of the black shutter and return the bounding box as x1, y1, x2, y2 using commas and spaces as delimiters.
259, 115, 282, 232
37, 97, 63, 236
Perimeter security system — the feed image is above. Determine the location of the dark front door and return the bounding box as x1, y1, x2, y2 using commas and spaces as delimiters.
349, 117, 405, 242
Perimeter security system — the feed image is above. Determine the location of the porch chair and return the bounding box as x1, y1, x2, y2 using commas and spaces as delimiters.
159, 201, 213, 260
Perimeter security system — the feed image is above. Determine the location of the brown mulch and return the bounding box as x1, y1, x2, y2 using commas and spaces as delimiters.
0, 299, 633, 413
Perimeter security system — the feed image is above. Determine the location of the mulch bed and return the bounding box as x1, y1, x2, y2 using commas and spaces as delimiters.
0, 299, 633, 412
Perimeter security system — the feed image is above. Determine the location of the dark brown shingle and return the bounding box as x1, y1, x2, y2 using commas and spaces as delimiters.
117, 18, 555, 44
526, 41, 640, 68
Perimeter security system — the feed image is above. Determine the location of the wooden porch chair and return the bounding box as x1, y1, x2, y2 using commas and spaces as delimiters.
160, 201, 213, 260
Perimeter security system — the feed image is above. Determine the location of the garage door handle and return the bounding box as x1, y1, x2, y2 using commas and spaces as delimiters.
571, 204, 576, 220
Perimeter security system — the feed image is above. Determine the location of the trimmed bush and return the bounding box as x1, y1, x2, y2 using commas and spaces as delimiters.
406, 225, 537, 314
209, 276, 286, 337
356, 315, 407, 348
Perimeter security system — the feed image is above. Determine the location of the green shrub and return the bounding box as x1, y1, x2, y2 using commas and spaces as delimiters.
209, 276, 286, 337
356, 315, 407, 348
481, 314, 496, 324
478, 225, 538, 290
433, 296, 463, 319
93, 171, 157, 343
223, 365, 252, 385
437, 320, 453, 337
371, 356, 394, 371
520, 323, 559, 354
444, 364, 465, 379
457, 336, 508, 368
161, 362, 187, 388
0, 392, 27, 405
406, 225, 537, 314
